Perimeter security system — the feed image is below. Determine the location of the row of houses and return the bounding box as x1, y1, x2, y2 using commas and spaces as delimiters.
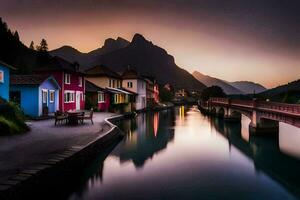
0, 57, 160, 117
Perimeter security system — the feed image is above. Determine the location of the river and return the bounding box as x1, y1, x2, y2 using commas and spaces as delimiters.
68, 106, 300, 200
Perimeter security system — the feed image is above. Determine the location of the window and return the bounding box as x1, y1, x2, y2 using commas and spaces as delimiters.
127, 82, 133, 88
109, 79, 112, 87
64, 73, 71, 84
78, 77, 82, 87
0, 70, 3, 83
64, 91, 75, 103
114, 94, 118, 103
98, 92, 105, 103
42, 90, 48, 103
113, 80, 115, 88
49, 90, 55, 102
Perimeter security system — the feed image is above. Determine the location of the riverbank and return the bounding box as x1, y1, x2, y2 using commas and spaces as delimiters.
0, 104, 175, 199
0, 112, 125, 199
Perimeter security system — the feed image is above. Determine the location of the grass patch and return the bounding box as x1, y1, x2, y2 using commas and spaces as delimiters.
0, 100, 29, 135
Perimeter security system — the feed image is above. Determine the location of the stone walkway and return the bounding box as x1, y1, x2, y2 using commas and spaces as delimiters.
0, 112, 117, 184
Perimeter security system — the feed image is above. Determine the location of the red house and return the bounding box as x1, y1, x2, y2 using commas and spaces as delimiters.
36, 57, 85, 111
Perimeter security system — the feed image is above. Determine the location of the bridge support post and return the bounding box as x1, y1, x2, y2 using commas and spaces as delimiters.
224, 107, 241, 122
249, 110, 279, 136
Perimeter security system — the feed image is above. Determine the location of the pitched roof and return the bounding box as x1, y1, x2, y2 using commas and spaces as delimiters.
10, 75, 60, 89
35, 56, 78, 72
121, 67, 145, 80
85, 80, 105, 92
85, 65, 121, 78
0, 60, 17, 70
105, 87, 137, 95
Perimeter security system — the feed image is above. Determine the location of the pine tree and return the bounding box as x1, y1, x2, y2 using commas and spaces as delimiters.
13, 31, 19, 41
37, 38, 48, 52
29, 41, 35, 50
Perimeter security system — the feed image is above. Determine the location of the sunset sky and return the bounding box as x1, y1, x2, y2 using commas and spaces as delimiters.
0, 0, 299, 88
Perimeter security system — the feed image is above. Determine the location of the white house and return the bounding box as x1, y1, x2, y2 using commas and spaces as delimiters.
122, 68, 147, 110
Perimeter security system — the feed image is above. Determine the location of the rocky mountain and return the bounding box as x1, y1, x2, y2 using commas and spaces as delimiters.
230, 81, 266, 94
192, 71, 243, 94
50, 37, 130, 67
94, 34, 206, 91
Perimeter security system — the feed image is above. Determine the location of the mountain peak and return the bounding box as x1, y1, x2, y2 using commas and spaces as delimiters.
132, 33, 148, 44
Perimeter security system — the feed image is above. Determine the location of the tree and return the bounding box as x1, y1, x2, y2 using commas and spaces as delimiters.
37, 38, 48, 52
29, 41, 35, 50
13, 31, 19, 41
159, 87, 174, 102
200, 86, 226, 102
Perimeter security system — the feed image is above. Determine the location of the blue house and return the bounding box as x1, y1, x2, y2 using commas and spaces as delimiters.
0, 60, 15, 101
10, 75, 61, 117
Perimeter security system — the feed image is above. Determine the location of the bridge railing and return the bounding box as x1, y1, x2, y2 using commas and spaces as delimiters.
257, 101, 300, 115
210, 97, 229, 104
209, 97, 300, 115
231, 99, 254, 107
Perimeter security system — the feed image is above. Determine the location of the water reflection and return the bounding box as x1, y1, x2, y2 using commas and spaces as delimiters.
68, 107, 300, 200
112, 110, 175, 168
279, 123, 300, 159
210, 117, 300, 197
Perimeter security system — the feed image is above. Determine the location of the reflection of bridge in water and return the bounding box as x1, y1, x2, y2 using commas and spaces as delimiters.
200, 98, 300, 135
211, 117, 300, 198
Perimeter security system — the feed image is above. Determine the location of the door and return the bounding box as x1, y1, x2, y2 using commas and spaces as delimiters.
76, 91, 81, 110
42, 89, 48, 115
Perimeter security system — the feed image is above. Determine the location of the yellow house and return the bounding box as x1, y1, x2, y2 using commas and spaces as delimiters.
85, 65, 136, 113
85, 65, 122, 89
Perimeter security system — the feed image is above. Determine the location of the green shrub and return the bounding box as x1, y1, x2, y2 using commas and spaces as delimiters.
0, 102, 29, 135
0, 116, 21, 135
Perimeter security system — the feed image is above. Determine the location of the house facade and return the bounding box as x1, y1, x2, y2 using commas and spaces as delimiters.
122, 68, 147, 110
10, 75, 60, 117
144, 77, 160, 106
85, 65, 135, 113
35, 57, 85, 111
85, 80, 110, 111
153, 83, 160, 103
0, 61, 15, 101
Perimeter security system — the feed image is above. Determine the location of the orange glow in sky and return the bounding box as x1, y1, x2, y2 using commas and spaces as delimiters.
1, 1, 299, 88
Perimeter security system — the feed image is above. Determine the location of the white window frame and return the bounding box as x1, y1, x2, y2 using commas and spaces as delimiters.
64, 90, 75, 103
0, 70, 4, 83
98, 92, 105, 103
78, 77, 82, 87
49, 90, 55, 103
64, 73, 71, 84
127, 82, 133, 88
42, 89, 48, 104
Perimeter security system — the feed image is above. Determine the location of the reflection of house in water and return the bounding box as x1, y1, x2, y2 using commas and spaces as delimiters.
210, 117, 300, 198
112, 111, 175, 168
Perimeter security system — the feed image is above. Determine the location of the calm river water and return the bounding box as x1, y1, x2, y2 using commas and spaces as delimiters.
68, 106, 300, 200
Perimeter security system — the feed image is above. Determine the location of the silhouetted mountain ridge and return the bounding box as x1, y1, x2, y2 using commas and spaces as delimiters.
50, 37, 130, 66
192, 71, 243, 94
0, 17, 47, 73
258, 79, 300, 103
94, 34, 205, 90
230, 81, 266, 94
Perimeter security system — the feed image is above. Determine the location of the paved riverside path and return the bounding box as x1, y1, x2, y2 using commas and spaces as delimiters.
0, 112, 117, 184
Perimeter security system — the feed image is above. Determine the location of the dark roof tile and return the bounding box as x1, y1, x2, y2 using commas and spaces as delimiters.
85, 80, 105, 92
85, 65, 121, 78
10, 75, 51, 85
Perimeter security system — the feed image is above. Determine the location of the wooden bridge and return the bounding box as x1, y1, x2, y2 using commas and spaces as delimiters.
199, 98, 300, 135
